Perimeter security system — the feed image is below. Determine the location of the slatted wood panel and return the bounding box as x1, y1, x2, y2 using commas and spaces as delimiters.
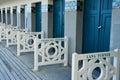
0, 45, 41, 80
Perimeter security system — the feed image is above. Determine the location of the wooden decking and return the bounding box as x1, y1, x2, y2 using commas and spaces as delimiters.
0, 41, 71, 80
0, 45, 41, 80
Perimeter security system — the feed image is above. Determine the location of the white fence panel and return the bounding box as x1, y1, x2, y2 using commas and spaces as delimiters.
72, 50, 120, 80
0, 25, 16, 42
0, 23, 5, 27
6, 28, 26, 47
33, 37, 68, 71
0, 26, 6, 42
17, 32, 44, 56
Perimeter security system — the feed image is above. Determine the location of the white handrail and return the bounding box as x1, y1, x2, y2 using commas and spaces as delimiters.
0, 25, 17, 42
33, 37, 68, 71
17, 31, 44, 56
72, 50, 120, 80
6, 28, 26, 47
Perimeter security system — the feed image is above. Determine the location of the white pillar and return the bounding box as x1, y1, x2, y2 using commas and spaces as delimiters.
0, 8, 2, 22
17, 6, 21, 28
10, 7, 13, 25
25, 4, 31, 31
5, 8, 8, 25
42, 0, 48, 37
1, 8, 3, 23
65, 0, 77, 65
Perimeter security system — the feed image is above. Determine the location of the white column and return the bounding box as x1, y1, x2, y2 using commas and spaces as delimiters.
10, 7, 13, 25
1, 8, 3, 23
0, 8, 2, 22
25, 4, 32, 31
5, 8, 8, 25
65, 0, 77, 65
42, 0, 48, 37
17, 6, 21, 28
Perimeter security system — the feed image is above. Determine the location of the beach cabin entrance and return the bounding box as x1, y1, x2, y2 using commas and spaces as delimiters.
32, 2, 41, 32
53, 0, 65, 38
82, 0, 113, 53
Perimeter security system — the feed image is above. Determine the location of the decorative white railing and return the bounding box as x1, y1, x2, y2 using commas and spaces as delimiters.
6, 28, 26, 47
0, 23, 5, 27
72, 50, 120, 80
33, 37, 68, 71
0, 26, 16, 42
0, 26, 6, 42
17, 32, 44, 56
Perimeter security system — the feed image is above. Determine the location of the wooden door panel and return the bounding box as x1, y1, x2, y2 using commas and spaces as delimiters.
82, 0, 112, 53
82, 14, 99, 53
98, 0, 113, 51
82, 0, 100, 53
36, 3, 41, 32
53, 0, 65, 38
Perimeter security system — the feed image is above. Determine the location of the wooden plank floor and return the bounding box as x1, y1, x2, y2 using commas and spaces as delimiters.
0, 45, 41, 80
0, 41, 71, 80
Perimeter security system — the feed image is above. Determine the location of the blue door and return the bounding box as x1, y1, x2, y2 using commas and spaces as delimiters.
98, 0, 113, 52
0, 10, 1, 22
3, 10, 6, 23
82, 0, 113, 53
53, 0, 65, 38
36, 3, 41, 32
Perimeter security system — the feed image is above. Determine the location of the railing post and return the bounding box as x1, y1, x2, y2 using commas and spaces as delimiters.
64, 36, 68, 66
33, 38, 39, 71
114, 49, 120, 80
17, 31, 21, 56
0, 27, 2, 42
41, 31, 44, 39
72, 53, 78, 80
6, 28, 9, 47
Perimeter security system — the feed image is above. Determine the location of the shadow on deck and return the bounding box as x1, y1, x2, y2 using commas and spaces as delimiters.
0, 41, 71, 80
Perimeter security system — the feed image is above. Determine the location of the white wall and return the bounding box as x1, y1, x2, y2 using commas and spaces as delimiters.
110, 8, 120, 50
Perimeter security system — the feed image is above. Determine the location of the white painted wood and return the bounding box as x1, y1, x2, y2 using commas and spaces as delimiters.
0, 24, 7, 42
17, 31, 44, 56
10, 7, 13, 25
25, 4, 32, 31
1, 8, 3, 23
72, 50, 120, 80
33, 37, 68, 71
17, 6, 21, 28
5, 8, 7, 24
6, 28, 26, 47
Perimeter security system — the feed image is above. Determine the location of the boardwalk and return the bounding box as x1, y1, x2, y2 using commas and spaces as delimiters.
0, 45, 41, 80
0, 41, 71, 80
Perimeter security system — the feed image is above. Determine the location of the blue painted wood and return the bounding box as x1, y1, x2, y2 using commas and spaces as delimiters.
98, 0, 113, 52
53, 0, 65, 38
36, 3, 41, 32
3, 10, 6, 23
82, 0, 100, 53
0, 11, 1, 22
82, 0, 112, 53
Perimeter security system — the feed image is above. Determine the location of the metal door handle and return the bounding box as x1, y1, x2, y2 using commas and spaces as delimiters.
98, 26, 102, 29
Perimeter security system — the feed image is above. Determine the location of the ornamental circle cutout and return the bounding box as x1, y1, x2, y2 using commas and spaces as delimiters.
45, 45, 58, 59
26, 38, 34, 46
88, 63, 105, 80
